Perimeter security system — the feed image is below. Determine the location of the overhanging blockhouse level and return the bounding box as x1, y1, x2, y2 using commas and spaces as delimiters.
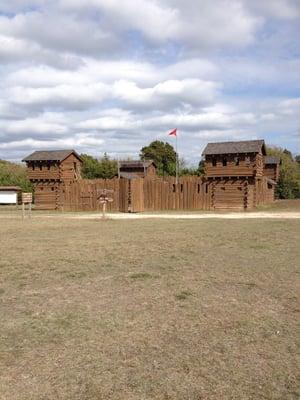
202, 140, 278, 209
119, 160, 157, 178
22, 150, 82, 210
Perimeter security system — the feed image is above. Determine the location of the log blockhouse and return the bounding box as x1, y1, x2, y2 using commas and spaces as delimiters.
264, 156, 280, 182
202, 140, 278, 209
119, 160, 157, 178
22, 150, 82, 210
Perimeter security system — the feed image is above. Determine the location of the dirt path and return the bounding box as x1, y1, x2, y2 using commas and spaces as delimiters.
1, 211, 298, 220
105, 212, 300, 220
1, 209, 300, 220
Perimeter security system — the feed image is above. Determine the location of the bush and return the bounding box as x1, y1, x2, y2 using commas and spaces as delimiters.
267, 147, 300, 199
0, 160, 32, 192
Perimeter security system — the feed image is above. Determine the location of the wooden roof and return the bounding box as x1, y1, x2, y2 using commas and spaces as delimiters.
264, 156, 280, 165
0, 186, 22, 191
202, 140, 266, 156
119, 160, 156, 169
22, 149, 82, 162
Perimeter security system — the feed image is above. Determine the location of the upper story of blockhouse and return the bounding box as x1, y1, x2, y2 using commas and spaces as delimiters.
22, 150, 82, 183
202, 140, 267, 178
263, 156, 280, 182
119, 160, 157, 178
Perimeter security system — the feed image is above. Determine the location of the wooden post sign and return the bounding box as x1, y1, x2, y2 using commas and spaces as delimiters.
21, 192, 33, 219
97, 189, 114, 219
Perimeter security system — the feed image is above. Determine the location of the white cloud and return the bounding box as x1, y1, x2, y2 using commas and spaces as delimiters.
0, 0, 299, 161
113, 79, 220, 109
246, 0, 300, 19
8, 83, 110, 109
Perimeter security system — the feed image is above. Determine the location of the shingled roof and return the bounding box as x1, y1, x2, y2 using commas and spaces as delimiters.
22, 150, 82, 162
119, 160, 156, 169
202, 140, 266, 156
264, 156, 280, 165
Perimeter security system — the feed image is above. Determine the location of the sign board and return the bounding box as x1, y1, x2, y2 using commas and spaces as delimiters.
96, 189, 114, 219
0, 191, 17, 204
22, 193, 33, 204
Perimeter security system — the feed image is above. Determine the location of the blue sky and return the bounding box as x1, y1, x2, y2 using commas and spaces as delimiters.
0, 0, 299, 164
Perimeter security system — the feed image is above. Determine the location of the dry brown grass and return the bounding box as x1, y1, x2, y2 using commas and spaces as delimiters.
0, 216, 299, 399
257, 199, 300, 211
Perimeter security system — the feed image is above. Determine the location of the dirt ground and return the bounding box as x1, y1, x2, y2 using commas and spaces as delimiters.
0, 216, 299, 399
1, 199, 300, 221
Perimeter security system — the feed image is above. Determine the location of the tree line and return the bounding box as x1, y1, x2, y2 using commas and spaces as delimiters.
1, 141, 299, 198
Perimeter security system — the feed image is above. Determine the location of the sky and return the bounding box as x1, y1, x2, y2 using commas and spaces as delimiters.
0, 0, 299, 165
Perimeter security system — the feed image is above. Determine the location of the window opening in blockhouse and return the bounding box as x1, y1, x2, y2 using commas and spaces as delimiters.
222, 158, 227, 166
180, 184, 183, 193
212, 158, 217, 166
39, 163, 42, 171
197, 184, 200, 193
172, 184, 176, 193
235, 157, 240, 166
205, 184, 208, 194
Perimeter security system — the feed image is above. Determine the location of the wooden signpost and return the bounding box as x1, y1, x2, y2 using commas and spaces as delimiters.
97, 189, 114, 219
21, 192, 33, 219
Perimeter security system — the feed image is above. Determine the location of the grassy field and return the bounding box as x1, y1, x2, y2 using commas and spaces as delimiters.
0, 217, 299, 399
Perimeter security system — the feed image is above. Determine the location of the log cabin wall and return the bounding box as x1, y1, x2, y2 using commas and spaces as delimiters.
255, 153, 264, 177
210, 178, 248, 210
205, 154, 257, 178
59, 154, 81, 182
264, 165, 278, 181
26, 160, 60, 181
33, 182, 62, 210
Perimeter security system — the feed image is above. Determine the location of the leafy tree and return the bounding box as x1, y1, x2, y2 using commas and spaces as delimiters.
267, 147, 300, 199
98, 153, 118, 179
198, 160, 205, 176
140, 140, 177, 176
80, 154, 102, 179
81, 153, 117, 179
0, 160, 32, 192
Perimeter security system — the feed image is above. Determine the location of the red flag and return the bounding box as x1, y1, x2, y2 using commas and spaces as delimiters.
168, 128, 177, 136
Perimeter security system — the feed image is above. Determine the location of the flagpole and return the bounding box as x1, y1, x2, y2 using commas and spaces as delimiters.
176, 133, 178, 185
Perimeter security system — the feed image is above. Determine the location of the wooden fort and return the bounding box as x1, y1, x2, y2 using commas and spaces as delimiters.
202, 140, 278, 209
23, 140, 279, 211
22, 150, 82, 210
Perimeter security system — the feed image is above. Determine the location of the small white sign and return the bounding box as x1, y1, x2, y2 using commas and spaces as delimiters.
0, 191, 17, 204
